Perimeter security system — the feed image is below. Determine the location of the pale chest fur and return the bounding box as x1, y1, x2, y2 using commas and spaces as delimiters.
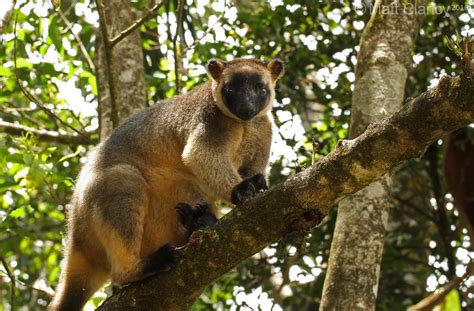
230, 117, 271, 174
229, 126, 246, 171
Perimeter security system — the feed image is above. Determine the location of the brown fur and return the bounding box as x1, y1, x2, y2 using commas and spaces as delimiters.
49, 58, 284, 310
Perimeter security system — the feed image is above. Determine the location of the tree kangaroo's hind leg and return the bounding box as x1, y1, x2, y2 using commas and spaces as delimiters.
96, 165, 176, 285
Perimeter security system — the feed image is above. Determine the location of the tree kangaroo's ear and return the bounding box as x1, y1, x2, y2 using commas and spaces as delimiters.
207, 59, 227, 80
266, 59, 285, 81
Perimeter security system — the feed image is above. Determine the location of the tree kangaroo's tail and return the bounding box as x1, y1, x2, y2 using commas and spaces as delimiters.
49, 247, 108, 311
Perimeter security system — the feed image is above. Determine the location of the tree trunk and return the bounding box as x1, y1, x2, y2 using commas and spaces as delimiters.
320, 0, 425, 309
95, 0, 147, 138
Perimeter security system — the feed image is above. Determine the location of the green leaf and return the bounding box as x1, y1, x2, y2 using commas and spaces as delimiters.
15, 58, 33, 69
48, 15, 63, 52
6, 153, 24, 164
41, 62, 57, 76
23, 153, 34, 165
0, 66, 12, 77
80, 71, 97, 95
63, 177, 74, 187
441, 289, 461, 311
0, 180, 20, 193
10, 207, 27, 218
58, 147, 81, 163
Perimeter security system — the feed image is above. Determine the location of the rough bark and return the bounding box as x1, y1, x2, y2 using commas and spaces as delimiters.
97, 69, 474, 310
95, 0, 147, 138
320, 1, 425, 309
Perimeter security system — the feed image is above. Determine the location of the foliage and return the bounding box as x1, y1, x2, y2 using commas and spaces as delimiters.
0, 0, 472, 310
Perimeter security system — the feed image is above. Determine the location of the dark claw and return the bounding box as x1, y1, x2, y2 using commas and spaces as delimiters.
143, 244, 178, 275
192, 212, 218, 231
251, 173, 268, 192
195, 201, 212, 214
231, 174, 268, 205
231, 181, 255, 205
191, 201, 217, 231
176, 203, 194, 229
176, 201, 218, 233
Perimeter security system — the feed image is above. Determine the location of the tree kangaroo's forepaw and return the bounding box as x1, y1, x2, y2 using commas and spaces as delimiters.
176, 201, 218, 233
143, 244, 178, 275
231, 173, 268, 205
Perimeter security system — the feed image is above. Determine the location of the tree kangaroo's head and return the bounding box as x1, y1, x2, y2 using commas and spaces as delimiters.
207, 58, 284, 121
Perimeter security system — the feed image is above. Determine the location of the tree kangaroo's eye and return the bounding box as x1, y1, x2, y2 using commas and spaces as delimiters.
223, 84, 233, 93
256, 83, 267, 96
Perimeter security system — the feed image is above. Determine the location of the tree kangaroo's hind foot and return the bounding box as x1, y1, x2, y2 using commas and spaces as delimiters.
139, 203, 218, 283
141, 244, 179, 278
176, 201, 218, 234
231, 173, 268, 205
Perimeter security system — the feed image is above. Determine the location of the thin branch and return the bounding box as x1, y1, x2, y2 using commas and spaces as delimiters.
276, 247, 303, 299
95, 0, 119, 128
0, 223, 63, 243
240, 301, 255, 311
15, 277, 54, 299
45, 176, 68, 206
408, 261, 474, 311
109, 1, 165, 47
392, 194, 436, 222
386, 253, 436, 269
182, 0, 227, 53
2, 106, 40, 113
13, 15, 93, 143
1, 106, 42, 127
171, 0, 185, 93
0, 270, 54, 299
69, 109, 88, 132
18, 110, 42, 126
463, 34, 472, 63
62, 0, 77, 16
0, 255, 16, 311
57, 9, 96, 74
0, 120, 96, 145
425, 144, 456, 279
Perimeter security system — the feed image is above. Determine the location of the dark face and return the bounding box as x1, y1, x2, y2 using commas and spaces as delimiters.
221, 72, 270, 121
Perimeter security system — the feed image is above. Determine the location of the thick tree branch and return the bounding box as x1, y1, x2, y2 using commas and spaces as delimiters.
0, 121, 96, 145
98, 72, 473, 310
